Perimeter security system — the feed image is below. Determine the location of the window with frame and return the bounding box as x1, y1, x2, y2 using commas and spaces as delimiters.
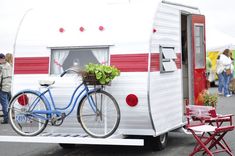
50, 48, 109, 75
194, 25, 205, 69
160, 46, 177, 72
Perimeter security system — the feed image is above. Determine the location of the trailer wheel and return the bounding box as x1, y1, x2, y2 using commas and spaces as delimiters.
59, 143, 76, 149
149, 133, 168, 150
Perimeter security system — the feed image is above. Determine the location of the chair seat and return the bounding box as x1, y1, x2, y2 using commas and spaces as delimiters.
189, 125, 216, 132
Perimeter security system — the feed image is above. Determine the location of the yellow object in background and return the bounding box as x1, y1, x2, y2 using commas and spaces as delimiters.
208, 51, 220, 71
207, 51, 220, 81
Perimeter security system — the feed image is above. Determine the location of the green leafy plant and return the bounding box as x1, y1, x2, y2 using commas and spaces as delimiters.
83, 63, 120, 85
202, 90, 218, 107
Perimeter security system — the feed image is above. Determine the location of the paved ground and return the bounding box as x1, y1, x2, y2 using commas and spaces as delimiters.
0, 88, 234, 156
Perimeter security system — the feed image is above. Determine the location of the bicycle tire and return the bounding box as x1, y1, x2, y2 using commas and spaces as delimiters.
77, 90, 120, 138
8, 90, 49, 136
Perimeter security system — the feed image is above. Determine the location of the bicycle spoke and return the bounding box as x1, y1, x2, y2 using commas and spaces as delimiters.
80, 114, 97, 117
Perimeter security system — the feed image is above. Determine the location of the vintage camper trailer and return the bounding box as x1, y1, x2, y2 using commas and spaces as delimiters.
0, 0, 207, 149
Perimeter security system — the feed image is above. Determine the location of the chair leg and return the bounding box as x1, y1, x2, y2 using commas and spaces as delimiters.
207, 132, 234, 156
189, 131, 214, 156
221, 138, 232, 152
208, 121, 232, 151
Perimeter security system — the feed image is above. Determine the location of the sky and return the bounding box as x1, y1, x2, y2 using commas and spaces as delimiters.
1, 0, 235, 54
169, 0, 235, 50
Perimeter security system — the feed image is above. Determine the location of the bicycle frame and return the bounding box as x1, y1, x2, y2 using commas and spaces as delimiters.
29, 83, 100, 121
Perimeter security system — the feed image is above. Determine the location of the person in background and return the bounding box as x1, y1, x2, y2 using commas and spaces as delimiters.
229, 51, 234, 80
229, 51, 234, 95
216, 53, 224, 95
5, 53, 13, 101
220, 49, 232, 97
0, 53, 12, 124
5, 53, 13, 66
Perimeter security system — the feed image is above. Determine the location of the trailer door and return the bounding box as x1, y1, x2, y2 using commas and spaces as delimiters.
187, 14, 206, 105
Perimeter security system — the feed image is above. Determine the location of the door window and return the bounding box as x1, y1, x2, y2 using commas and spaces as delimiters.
194, 25, 205, 69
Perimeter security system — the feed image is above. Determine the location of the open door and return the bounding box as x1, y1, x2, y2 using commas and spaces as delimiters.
187, 14, 207, 105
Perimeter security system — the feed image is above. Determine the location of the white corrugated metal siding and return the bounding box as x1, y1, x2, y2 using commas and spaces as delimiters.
149, 3, 184, 135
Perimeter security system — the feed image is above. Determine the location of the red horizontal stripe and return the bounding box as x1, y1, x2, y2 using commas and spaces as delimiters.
14, 57, 49, 74
14, 53, 182, 74
110, 54, 148, 72
176, 53, 181, 69
111, 53, 181, 72
150, 53, 160, 71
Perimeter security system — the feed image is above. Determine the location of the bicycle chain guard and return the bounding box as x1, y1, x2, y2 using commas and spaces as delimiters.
51, 113, 66, 126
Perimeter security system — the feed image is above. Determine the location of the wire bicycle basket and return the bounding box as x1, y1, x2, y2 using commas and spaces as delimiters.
82, 72, 107, 85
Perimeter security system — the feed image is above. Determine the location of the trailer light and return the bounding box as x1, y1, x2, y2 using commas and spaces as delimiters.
79, 26, 85, 32
99, 26, 104, 31
126, 94, 138, 107
18, 94, 29, 106
59, 27, 65, 33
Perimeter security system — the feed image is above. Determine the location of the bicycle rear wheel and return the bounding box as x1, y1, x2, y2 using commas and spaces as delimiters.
8, 91, 49, 136
78, 90, 120, 138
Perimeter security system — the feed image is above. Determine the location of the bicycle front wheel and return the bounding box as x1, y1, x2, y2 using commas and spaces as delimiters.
8, 91, 49, 136
78, 90, 120, 138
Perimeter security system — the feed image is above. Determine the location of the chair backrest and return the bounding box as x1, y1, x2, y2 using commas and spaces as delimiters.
186, 105, 214, 117
185, 105, 215, 127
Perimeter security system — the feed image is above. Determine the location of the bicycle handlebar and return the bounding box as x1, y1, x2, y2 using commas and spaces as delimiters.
60, 68, 81, 77
60, 70, 67, 77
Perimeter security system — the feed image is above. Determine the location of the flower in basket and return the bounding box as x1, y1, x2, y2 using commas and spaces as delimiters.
83, 63, 120, 85
201, 90, 218, 107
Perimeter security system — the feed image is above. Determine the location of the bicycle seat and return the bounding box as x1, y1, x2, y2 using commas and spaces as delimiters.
39, 80, 55, 87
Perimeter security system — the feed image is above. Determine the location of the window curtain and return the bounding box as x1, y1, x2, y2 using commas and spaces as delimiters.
91, 49, 108, 64
52, 50, 70, 74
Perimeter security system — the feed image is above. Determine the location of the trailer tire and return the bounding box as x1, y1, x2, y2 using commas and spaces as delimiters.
149, 133, 168, 151
59, 143, 76, 149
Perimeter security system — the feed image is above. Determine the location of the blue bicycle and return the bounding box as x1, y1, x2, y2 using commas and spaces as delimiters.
8, 68, 120, 138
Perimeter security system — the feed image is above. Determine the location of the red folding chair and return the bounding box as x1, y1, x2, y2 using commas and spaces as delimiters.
186, 105, 234, 156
